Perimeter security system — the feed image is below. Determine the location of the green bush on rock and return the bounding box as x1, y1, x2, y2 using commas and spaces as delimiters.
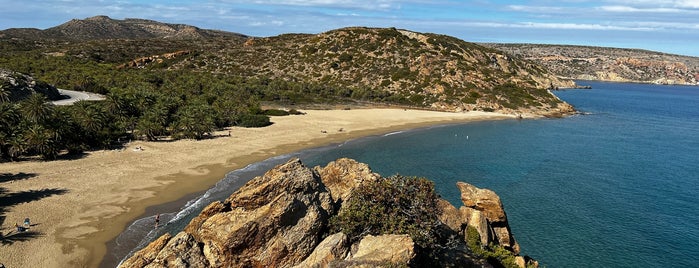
329, 175, 442, 249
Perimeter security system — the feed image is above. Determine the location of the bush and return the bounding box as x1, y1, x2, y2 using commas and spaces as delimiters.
466, 226, 520, 268
262, 109, 290, 116
329, 175, 442, 249
237, 114, 271, 127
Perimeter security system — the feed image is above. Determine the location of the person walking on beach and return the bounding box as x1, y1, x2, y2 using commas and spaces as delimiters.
155, 214, 160, 228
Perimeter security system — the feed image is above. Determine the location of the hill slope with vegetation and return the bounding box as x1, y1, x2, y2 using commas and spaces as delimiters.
166, 27, 575, 114
484, 44, 699, 85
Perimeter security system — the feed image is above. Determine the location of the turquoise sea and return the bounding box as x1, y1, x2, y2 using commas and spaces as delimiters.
112, 81, 699, 267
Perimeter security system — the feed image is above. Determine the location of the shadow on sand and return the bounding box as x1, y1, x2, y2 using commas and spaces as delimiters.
0, 172, 69, 245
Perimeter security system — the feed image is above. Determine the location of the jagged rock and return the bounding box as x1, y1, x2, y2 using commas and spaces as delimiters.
458, 182, 506, 222
143, 232, 209, 268
339, 234, 415, 267
458, 182, 519, 254
314, 158, 380, 204
293, 232, 349, 268
122, 158, 334, 267
437, 199, 466, 232
464, 207, 492, 247
121, 159, 534, 268
118, 233, 173, 268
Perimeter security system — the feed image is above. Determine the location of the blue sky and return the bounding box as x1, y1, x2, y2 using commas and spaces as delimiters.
1, 0, 698, 56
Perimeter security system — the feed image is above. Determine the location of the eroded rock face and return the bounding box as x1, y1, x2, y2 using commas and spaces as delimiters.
120, 158, 533, 268
458, 182, 519, 254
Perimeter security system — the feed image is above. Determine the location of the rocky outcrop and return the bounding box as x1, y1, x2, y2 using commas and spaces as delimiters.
0, 69, 62, 102
457, 182, 519, 254
117, 50, 191, 69
313, 158, 380, 204
120, 158, 536, 268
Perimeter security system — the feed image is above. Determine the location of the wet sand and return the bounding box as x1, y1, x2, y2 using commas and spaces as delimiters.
0, 109, 513, 267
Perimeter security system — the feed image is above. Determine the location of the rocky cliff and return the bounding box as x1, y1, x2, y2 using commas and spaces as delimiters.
119, 158, 537, 268
483, 44, 699, 86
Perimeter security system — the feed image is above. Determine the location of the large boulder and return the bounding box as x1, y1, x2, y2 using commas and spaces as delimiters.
336, 234, 416, 267
314, 158, 380, 204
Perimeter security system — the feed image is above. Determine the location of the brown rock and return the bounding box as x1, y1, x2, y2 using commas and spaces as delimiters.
457, 182, 519, 254
118, 233, 173, 268
342, 234, 415, 266
457, 182, 506, 222
314, 158, 380, 204
121, 158, 334, 267
129, 232, 209, 268
464, 207, 491, 247
293, 232, 349, 268
437, 199, 466, 232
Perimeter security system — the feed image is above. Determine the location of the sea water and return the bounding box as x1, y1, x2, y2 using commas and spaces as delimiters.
114, 81, 699, 267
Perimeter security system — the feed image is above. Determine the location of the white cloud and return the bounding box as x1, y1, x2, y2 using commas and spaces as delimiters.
598, 5, 692, 13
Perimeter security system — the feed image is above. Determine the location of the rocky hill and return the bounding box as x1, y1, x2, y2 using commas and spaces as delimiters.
159, 27, 575, 115
120, 158, 537, 268
0, 15, 247, 40
483, 44, 699, 85
0, 68, 61, 102
1, 17, 576, 116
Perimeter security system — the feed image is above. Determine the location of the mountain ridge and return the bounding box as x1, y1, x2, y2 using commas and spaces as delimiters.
0, 15, 247, 40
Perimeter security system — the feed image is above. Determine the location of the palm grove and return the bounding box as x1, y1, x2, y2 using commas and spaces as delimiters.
0, 39, 297, 161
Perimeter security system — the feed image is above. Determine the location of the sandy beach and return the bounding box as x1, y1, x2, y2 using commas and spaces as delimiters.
0, 108, 513, 268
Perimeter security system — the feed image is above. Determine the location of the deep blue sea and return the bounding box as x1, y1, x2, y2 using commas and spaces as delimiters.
113, 81, 699, 267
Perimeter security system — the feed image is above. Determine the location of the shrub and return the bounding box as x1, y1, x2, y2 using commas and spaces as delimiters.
329, 175, 442, 249
262, 109, 290, 116
237, 114, 271, 127
466, 226, 520, 268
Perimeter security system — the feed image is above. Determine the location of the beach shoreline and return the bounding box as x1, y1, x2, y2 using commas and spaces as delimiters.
0, 108, 514, 268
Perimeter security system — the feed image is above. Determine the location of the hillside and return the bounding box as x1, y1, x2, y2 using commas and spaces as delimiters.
0, 15, 247, 40
484, 44, 699, 85
161, 27, 575, 115
1, 19, 576, 116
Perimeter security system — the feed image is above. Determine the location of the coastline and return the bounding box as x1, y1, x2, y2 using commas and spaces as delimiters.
0, 108, 514, 268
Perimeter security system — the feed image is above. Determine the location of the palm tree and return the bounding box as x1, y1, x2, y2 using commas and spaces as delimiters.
19, 93, 54, 124
24, 124, 57, 160
172, 101, 215, 140
0, 83, 10, 103
70, 101, 105, 134
6, 134, 27, 161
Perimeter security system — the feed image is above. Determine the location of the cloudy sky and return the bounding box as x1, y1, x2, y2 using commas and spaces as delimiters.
1, 0, 698, 56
